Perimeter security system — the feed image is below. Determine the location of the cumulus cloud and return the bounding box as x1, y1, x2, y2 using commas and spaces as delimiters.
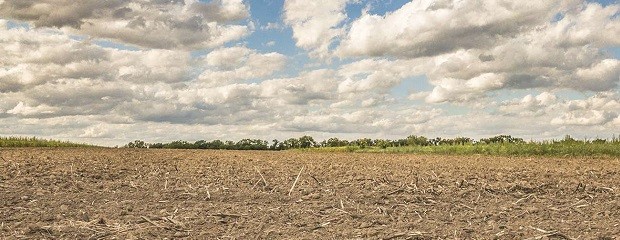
0, 27, 108, 89
199, 46, 287, 86
0, 21, 193, 123
280, 114, 379, 134
80, 123, 114, 138
497, 92, 619, 126
338, 0, 574, 58
6, 101, 57, 117
0, 0, 125, 28
499, 92, 558, 117
260, 69, 338, 105
24, 79, 134, 117
413, 2, 620, 103
552, 110, 618, 126
425, 73, 507, 103
337, 58, 431, 94
113, 49, 192, 83
0, 0, 251, 49
570, 59, 620, 91
279, 107, 443, 134
283, 0, 351, 59
328, 1, 619, 105
189, 0, 249, 22
553, 92, 620, 126
0, 24, 194, 91
551, 3, 620, 47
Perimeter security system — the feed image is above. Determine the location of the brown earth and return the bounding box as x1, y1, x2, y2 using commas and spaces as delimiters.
1, 148, 619, 239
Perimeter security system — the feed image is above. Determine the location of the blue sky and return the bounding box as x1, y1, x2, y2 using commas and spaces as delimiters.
0, 0, 618, 146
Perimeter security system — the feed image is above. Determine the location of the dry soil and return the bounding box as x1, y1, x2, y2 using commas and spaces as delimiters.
1, 148, 619, 239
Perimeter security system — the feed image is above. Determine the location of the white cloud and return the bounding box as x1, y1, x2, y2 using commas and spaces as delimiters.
336, 58, 431, 96
571, 59, 620, 91
260, 69, 338, 105
24, 79, 134, 117
0, 25, 194, 90
499, 92, 558, 117
425, 73, 506, 103
542, 92, 618, 126
113, 49, 192, 83
496, 91, 620, 128
565, 92, 620, 112
192, 0, 250, 22
263, 22, 284, 31
80, 123, 114, 138
7, 102, 59, 117
205, 46, 253, 68
323, 1, 620, 106
338, 0, 573, 58
408, 92, 429, 101
552, 110, 617, 126
0, 0, 251, 50
283, 0, 351, 59
402, 2, 620, 103
199, 46, 287, 86
551, 3, 620, 47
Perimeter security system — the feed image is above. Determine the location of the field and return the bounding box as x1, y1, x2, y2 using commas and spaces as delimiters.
1, 148, 619, 239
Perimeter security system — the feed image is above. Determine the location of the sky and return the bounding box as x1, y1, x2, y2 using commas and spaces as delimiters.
0, 0, 619, 146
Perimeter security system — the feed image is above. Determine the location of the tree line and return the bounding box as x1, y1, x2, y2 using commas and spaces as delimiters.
123, 134, 619, 150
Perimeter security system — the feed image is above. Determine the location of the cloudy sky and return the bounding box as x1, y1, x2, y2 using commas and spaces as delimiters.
0, 0, 619, 146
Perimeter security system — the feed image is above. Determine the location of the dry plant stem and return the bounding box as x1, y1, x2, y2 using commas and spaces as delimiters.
524, 232, 574, 240
140, 216, 165, 229
311, 175, 322, 185
210, 213, 244, 218
288, 166, 304, 196
255, 167, 268, 187
384, 232, 406, 239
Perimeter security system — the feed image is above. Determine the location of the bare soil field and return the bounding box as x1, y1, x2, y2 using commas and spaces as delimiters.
1, 148, 619, 239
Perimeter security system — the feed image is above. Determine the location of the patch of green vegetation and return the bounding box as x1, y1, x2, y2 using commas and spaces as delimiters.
127, 134, 620, 157
310, 142, 620, 157
298, 135, 620, 157
0, 136, 98, 148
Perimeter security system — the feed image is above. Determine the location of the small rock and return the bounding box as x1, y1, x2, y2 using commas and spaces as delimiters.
59, 205, 69, 211
81, 213, 90, 222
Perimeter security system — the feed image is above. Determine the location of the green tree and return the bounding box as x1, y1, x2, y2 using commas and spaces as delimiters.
125, 140, 147, 148
298, 136, 317, 148
271, 139, 281, 150
406, 135, 429, 146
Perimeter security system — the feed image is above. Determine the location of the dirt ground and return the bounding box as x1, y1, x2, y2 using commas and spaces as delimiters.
1, 148, 619, 239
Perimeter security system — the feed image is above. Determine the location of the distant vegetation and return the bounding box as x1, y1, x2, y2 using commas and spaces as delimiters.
125, 134, 620, 157
2, 134, 616, 157
0, 136, 98, 148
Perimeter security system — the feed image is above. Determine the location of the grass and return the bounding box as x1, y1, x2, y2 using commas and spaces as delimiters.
301, 142, 620, 157
0, 136, 99, 148
3, 135, 619, 157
